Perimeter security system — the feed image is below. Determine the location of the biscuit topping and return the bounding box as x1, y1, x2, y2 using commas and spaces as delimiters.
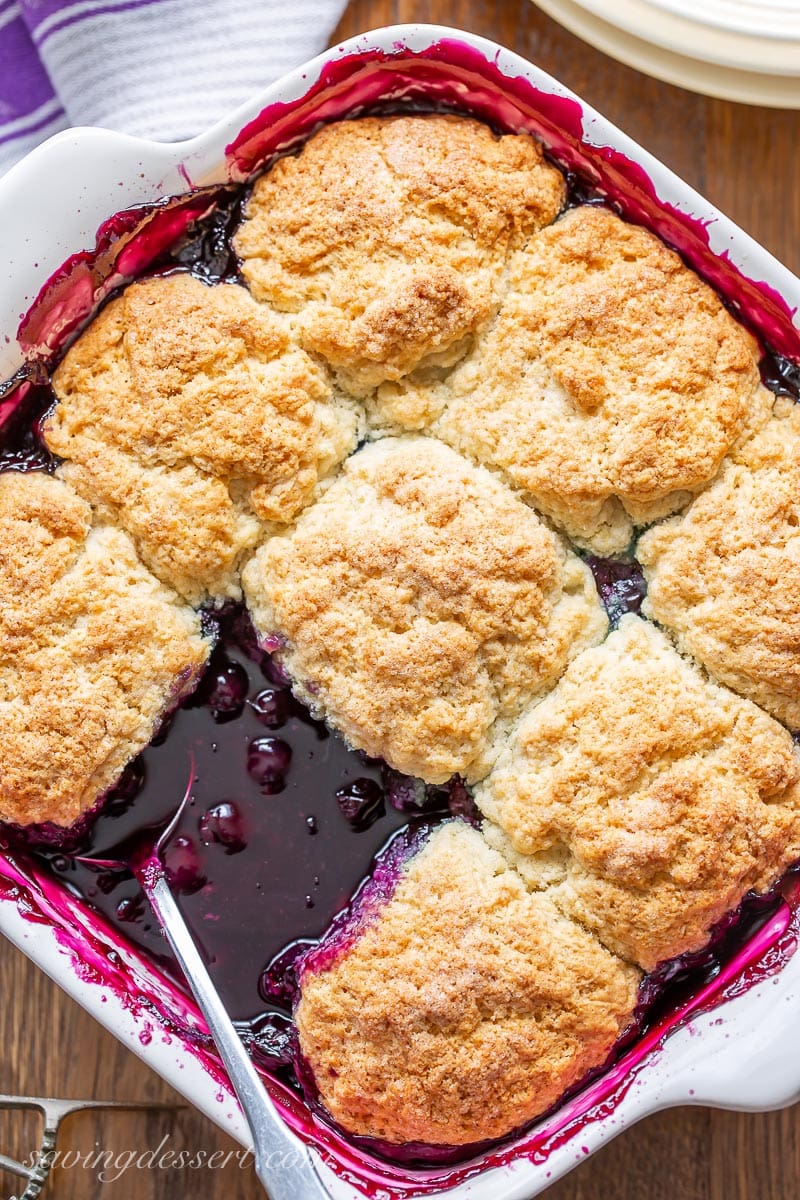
45, 273, 359, 604
243, 436, 607, 783
477, 616, 800, 970
0, 472, 208, 828
639, 400, 800, 730
430, 206, 770, 552
296, 822, 640, 1146
234, 115, 565, 394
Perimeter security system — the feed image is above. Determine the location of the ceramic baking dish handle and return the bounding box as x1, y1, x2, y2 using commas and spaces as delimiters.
642, 946, 800, 1113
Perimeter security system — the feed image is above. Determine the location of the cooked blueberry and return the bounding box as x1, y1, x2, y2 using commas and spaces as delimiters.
206, 660, 249, 721
247, 1013, 295, 1068
250, 687, 290, 729
448, 778, 481, 826
586, 556, 647, 627
387, 770, 441, 814
263, 656, 291, 687
96, 870, 125, 895
258, 939, 314, 1006
761, 350, 800, 399
163, 835, 207, 894
247, 737, 292, 791
199, 801, 247, 854
336, 778, 385, 828
116, 894, 146, 922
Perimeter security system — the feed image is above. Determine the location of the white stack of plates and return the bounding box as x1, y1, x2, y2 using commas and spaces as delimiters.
534, 0, 800, 105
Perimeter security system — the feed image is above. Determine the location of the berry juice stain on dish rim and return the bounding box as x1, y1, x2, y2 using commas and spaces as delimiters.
2, 34, 800, 1198
12, 39, 800, 369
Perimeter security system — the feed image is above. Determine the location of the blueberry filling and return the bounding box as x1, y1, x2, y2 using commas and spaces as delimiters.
17, 606, 441, 1024
586, 556, 647, 627
336, 778, 386, 828
760, 349, 800, 399
2, 165, 800, 1163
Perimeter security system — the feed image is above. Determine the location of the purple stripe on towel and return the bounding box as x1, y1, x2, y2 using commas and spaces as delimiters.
20, 0, 138, 24
0, 97, 62, 146
0, 11, 62, 122
22, 0, 164, 47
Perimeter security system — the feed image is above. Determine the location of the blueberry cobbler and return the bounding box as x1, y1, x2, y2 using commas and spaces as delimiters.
3, 113, 800, 1153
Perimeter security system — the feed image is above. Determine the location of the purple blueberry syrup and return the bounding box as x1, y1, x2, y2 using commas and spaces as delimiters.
0, 375, 56, 469
30, 607, 444, 1028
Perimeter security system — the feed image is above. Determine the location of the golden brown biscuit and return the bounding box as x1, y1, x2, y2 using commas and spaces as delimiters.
234, 115, 565, 395
639, 399, 800, 730
428, 206, 769, 553
44, 273, 359, 604
0, 471, 209, 829
243, 436, 607, 783
296, 821, 640, 1146
477, 616, 800, 971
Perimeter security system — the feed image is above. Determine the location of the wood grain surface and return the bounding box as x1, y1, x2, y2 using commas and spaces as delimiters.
2, 2, 799, 1197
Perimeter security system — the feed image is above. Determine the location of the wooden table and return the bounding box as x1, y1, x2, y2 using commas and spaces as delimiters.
2, 2, 799, 1197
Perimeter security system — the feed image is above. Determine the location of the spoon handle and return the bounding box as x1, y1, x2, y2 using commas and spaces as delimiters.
146, 874, 332, 1200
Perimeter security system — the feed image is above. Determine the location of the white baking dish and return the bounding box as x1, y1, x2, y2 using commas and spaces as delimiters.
2, 24, 800, 1200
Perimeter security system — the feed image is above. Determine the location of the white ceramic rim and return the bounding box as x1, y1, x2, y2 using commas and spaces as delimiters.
2, 22, 800, 1200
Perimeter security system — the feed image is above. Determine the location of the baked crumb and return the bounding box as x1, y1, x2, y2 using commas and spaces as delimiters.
44, 273, 360, 604
234, 115, 565, 395
0, 472, 209, 828
296, 821, 640, 1146
429, 206, 769, 553
243, 436, 607, 783
639, 400, 800, 730
477, 615, 800, 971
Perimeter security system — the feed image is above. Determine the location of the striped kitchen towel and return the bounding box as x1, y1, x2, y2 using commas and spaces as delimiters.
0, 0, 348, 175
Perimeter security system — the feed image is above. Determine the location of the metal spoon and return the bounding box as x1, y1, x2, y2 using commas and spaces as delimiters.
78, 779, 332, 1200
